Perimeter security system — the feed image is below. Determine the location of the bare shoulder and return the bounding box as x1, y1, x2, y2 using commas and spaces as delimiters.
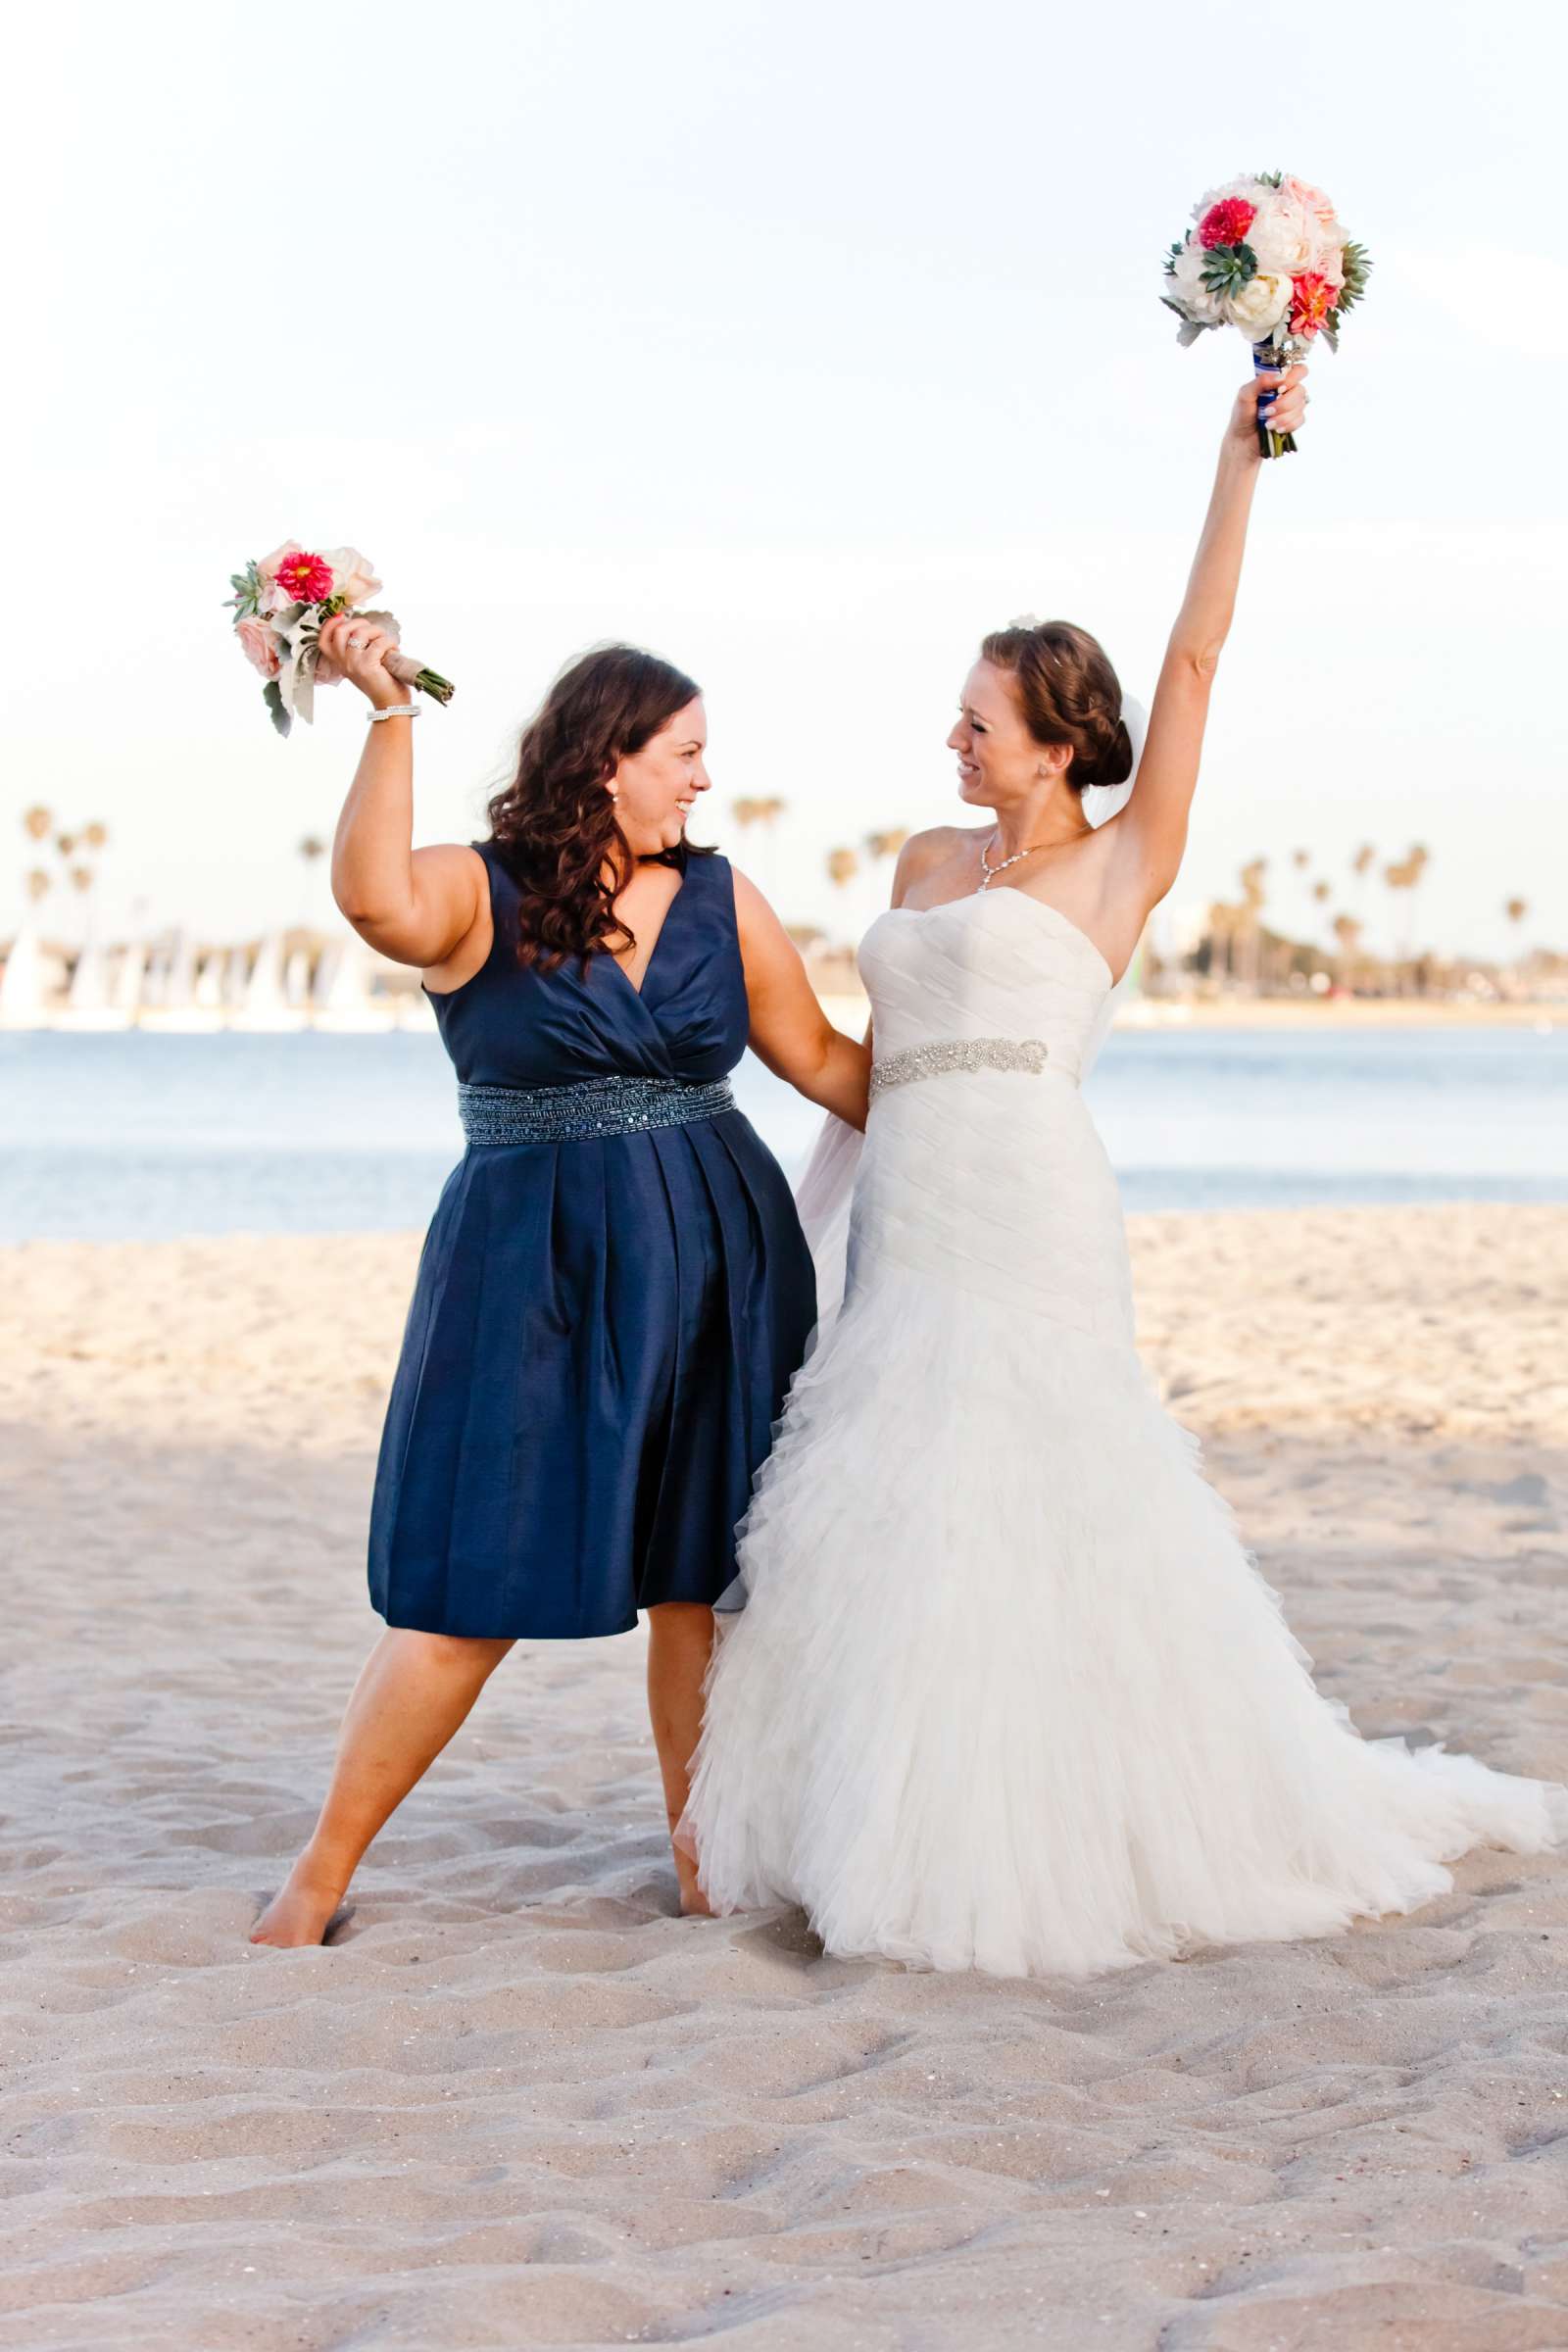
728, 861, 779, 929
727, 859, 764, 906
892, 825, 971, 905
728, 862, 795, 956
412, 841, 489, 895
414, 844, 493, 990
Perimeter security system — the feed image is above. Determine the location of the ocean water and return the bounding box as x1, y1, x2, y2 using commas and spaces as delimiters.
0, 1025, 1563, 1246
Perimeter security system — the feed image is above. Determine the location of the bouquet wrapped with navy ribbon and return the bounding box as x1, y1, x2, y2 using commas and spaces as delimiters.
1162, 173, 1371, 457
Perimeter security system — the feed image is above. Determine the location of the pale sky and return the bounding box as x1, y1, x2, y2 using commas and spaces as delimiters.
6, 0, 1565, 962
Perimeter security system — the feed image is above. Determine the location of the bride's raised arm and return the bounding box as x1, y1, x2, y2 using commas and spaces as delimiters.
1111, 362, 1308, 908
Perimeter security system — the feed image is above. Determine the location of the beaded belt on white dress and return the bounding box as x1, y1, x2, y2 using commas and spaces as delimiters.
868, 1037, 1066, 1103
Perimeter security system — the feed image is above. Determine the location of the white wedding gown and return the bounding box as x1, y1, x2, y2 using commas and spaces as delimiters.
682, 888, 1567, 1978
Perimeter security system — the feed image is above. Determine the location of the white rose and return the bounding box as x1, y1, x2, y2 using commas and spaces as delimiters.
317, 547, 383, 607
1167, 239, 1222, 321
1192, 175, 1265, 226
1246, 193, 1315, 276
1222, 271, 1293, 338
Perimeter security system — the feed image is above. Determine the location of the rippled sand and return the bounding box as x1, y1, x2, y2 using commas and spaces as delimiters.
3, 1204, 1565, 2348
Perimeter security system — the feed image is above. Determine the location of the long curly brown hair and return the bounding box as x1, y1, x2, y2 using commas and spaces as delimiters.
485, 644, 707, 970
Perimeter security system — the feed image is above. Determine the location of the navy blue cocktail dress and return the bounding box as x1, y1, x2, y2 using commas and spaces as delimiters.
368, 841, 816, 1639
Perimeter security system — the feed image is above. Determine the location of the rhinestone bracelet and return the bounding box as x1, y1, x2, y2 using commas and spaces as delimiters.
368, 703, 422, 723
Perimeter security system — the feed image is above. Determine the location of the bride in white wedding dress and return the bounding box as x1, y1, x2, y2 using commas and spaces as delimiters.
681, 362, 1567, 1978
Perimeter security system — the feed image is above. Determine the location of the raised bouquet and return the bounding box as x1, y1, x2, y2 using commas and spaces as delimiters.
224, 542, 455, 737
1161, 174, 1370, 458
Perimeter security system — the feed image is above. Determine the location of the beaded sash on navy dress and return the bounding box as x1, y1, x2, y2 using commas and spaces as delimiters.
457, 1072, 735, 1146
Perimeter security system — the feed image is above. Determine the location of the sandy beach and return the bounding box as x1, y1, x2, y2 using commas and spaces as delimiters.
4, 1203, 1566, 2349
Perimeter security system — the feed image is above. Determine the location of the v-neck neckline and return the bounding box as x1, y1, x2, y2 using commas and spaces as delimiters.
602, 864, 687, 1002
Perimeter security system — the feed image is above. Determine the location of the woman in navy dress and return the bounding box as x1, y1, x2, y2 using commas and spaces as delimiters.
253, 636, 868, 1945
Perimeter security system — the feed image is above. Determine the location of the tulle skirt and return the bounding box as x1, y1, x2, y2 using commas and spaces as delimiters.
683, 1246, 1567, 1980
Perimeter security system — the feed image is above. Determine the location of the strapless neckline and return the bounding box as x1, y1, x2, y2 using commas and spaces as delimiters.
879, 890, 1115, 991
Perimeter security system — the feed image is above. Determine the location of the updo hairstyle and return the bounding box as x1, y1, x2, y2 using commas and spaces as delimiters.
979, 619, 1133, 793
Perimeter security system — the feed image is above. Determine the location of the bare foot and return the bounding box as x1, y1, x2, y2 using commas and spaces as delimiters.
673, 1842, 715, 1919
250, 1858, 352, 1948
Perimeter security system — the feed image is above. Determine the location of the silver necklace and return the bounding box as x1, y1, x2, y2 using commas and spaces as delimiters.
978, 831, 1051, 892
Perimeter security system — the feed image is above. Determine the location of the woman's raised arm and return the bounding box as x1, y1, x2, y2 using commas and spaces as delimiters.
732, 870, 871, 1131
322, 612, 487, 970
1111, 363, 1308, 906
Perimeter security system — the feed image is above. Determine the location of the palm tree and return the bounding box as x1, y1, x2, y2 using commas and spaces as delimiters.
1237, 858, 1268, 991
1504, 897, 1529, 966
730, 798, 787, 896
23, 820, 102, 946
863, 828, 909, 914
1382, 856, 1403, 939
1205, 900, 1242, 982
295, 834, 327, 929
1406, 843, 1431, 953
1332, 911, 1362, 990
824, 847, 859, 945
1383, 855, 1421, 982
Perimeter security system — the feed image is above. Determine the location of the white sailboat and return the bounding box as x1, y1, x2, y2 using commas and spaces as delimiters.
221, 946, 251, 1017
0, 925, 48, 1030
53, 938, 132, 1031
194, 952, 225, 1013
396, 985, 438, 1032
112, 940, 147, 1022
231, 932, 306, 1032
140, 934, 224, 1033
312, 938, 395, 1033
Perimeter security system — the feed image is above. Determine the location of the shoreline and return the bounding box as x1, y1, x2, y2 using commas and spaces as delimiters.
3, 996, 1557, 1040
815, 988, 1560, 1032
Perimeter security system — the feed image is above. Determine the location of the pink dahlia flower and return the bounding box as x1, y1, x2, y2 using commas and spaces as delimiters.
271, 549, 336, 605
1289, 271, 1336, 336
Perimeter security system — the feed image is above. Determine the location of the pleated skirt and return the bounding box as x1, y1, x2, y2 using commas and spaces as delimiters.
368, 1109, 815, 1638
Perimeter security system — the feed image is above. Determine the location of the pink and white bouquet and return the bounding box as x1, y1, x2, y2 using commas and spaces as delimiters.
224, 542, 454, 737
1161, 173, 1371, 457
